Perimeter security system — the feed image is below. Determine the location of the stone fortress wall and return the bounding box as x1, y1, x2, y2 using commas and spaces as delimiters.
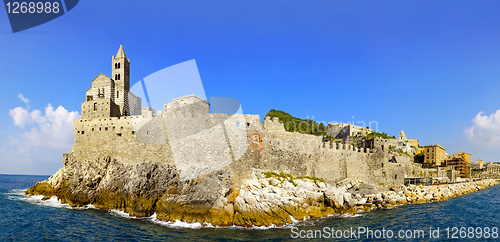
72, 45, 412, 186
257, 117, 411, 186
73, 94, 411, 186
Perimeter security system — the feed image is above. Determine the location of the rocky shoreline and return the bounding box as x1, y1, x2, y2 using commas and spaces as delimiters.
25, 154, 499, 227
230, 172, 498, 226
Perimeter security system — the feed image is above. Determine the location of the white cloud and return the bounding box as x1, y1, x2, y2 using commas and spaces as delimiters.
2, 102, 80, 174
8, 103, 80, 149
18, 93, 30, 109
9, 107, 30, 128
18, 93, 29, 104
465, 110, 500, 145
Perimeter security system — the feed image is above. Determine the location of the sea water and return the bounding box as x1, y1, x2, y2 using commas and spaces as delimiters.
1, 174, 499, 241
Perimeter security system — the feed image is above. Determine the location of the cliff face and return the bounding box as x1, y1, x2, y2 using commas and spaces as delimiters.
25, 151, 499, 227
25, 151, 363, 226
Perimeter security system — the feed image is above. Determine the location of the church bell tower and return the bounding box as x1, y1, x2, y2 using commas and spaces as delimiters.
112, 45, 131, 115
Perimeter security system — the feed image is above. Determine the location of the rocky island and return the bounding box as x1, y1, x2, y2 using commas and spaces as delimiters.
26, 46, 499, 227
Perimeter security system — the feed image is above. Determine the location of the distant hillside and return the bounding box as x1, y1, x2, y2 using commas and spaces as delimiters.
265, 109, 327, 136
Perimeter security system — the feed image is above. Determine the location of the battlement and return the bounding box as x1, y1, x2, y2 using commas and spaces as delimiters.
69, 45, 413, 187
263, 116, 286, 133
321, 141, 373, 154
73, 113, 158, 141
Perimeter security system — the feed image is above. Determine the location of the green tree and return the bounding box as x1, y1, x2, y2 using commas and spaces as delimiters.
414, 153, 424, 164
265, 109, 328, 136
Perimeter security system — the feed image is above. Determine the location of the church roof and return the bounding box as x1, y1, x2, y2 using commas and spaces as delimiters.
91, 73, 112, 83
399, 130, 407, 140
116, 45, 126, 58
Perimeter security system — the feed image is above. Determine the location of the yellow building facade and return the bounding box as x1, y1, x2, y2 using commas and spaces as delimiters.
423, 144, 446, 168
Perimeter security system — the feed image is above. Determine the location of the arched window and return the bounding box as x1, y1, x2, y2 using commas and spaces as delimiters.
115, 63, 118, 69
117, 91, 119, 98
118, 74, 121, 80
114, 74, 117, 80
118, 62, 121, 69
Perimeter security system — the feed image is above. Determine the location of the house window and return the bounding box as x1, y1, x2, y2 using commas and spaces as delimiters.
236, 122, 240, 128
94, 103, 97, 111
117, 91, 119, 98
246, 123, 250, 127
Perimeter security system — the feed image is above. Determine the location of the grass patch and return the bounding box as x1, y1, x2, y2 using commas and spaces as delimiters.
262, 171, 325, 186
265, 109, 328, 136
366, 131, 395, 140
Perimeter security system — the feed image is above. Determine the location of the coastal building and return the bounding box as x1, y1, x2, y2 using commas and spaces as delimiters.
472, 160, 484, 170
81, 45, 141, 120
444, 152, 472, 178
396, 130, 412, 154
398, 130, 407, 140
485, 162, 500, 173
408, 138, 419, 154
327, 123, 371, 139
72, 45, 421, 188
364, 134, 411, 154
423, 144, 446, 168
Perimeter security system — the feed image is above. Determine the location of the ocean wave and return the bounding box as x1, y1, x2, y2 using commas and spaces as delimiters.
338, 213, 365, 218
7, 189, 95, 210
323, 212, 366, 219
149, 214, 205, 229
147, 214, 305, 230
10, 189, 328, 229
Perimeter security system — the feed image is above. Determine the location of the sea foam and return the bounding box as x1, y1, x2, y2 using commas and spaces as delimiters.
12, 189, 322, 229
8, 189, 95, 210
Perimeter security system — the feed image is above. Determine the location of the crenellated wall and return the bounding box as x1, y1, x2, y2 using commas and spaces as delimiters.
72, 96, 413, 186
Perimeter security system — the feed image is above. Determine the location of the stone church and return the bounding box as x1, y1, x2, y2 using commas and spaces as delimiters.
81, 45, 141, 120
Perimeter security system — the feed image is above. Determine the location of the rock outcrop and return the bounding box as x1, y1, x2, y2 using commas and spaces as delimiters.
25, 152, 499, 227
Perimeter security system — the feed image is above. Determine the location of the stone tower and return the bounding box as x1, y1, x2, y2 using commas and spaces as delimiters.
112, 45, 131, 115
81, 45, 141, 120
399, 130, 407, 141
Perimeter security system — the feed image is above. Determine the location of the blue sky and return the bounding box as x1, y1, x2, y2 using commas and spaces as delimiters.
2, 0, 500, 175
